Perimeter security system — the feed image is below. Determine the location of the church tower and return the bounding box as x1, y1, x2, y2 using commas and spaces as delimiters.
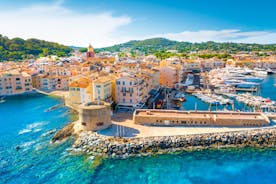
87, 44, 95, 59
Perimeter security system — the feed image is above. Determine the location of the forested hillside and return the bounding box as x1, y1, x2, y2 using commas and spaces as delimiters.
0, 34, 72, 61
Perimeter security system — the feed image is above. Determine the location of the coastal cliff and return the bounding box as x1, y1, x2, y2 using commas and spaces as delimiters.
72, 127, 276, 158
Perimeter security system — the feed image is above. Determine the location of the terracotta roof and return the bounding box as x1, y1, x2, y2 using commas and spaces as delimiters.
69, 77, 90, 88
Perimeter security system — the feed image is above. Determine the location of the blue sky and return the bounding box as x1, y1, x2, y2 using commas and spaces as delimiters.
0, 0, 275, 47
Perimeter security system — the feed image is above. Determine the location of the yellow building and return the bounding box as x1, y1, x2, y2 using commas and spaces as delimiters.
69, 77, 91, 105
107, 74, 118, 102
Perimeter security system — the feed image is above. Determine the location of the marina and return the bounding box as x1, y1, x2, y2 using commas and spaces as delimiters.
208, 66, 266, 92
235, 93, 276, 111
172, 74, 276, 116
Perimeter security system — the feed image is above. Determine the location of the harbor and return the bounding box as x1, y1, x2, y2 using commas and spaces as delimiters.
162, 69, 276, 116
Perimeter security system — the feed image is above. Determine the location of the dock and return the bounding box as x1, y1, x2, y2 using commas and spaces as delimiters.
235, 87, 258, 92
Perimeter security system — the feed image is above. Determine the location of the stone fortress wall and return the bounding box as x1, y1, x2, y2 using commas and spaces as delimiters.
78, 101, 111, 131
133, 109, 270, 127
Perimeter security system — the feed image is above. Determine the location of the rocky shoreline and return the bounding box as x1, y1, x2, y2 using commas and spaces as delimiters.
71, 127, 276, 159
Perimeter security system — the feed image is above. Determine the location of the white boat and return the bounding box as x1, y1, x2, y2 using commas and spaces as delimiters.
254, 68, 268, 76
183, 74, 194, 86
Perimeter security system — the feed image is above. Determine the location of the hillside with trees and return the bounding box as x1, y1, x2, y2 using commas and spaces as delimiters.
95, 38, 276, 59
0, 34, 73, 62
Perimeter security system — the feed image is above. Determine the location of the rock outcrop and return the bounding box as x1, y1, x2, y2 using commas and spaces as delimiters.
52, 122, 76, 143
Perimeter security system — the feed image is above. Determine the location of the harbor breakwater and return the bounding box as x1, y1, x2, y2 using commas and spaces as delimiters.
71, 127, 276, 159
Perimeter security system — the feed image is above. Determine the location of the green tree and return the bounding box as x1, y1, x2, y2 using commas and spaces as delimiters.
79, 48, 88, 53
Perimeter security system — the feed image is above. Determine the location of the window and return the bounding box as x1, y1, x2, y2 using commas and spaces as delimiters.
123, 99, 125, 103
96, 122, 104, 126
130, 81, 132, 85
122, 81, 125, 85
130, 99, 132, 103
123, 93, 126, 96
81, 122, 87, 126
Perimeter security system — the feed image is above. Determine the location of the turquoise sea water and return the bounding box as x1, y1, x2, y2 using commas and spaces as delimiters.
0, 95, 94, 183
0, 76, 276, 184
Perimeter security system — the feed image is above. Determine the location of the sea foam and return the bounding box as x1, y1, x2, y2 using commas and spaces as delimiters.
18, 121, 48, 135
20, 140, 36, 148
18, 129, 32, 135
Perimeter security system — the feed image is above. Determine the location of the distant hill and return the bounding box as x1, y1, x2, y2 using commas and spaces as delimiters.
0, 34, 73, 62
96, 38, 276, 54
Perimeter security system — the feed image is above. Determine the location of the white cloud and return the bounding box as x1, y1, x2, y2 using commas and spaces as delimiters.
0, 1, 131, 47
0, 1, 275, 48
150, 30, 276, 44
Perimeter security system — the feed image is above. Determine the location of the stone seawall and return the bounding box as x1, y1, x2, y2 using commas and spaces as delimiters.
72, 127, 276, 158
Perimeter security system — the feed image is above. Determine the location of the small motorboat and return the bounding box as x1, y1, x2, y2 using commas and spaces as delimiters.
172, 93, 186, 102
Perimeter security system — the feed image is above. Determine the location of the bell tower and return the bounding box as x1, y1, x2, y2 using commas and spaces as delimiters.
87, 44, 95, 59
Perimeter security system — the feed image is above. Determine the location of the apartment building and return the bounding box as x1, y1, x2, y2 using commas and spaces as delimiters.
92, 76, 112, 101
160, 61, 183, 88
40, 76, 69, 91
115, 73, 145, 107
0, 71, 33, 96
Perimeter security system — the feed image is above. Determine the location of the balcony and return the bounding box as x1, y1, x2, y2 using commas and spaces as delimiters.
121, 89, 128, 93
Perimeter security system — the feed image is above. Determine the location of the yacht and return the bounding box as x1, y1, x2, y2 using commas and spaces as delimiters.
254, 68, 268, 76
